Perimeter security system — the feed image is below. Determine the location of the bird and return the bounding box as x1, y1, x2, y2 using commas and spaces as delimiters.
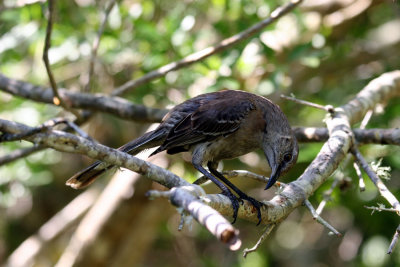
66, 89, 299, 225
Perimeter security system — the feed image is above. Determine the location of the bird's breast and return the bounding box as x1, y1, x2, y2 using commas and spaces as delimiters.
193, 129, 263, 164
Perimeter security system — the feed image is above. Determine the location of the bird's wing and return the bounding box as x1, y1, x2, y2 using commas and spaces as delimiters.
152, 93, 256, 155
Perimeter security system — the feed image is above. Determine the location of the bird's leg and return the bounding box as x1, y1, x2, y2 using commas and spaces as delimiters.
207, 162, 263, 225
192, 163, 240, 224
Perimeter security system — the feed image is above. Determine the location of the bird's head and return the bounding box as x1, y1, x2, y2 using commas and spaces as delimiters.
262, 132, 298, 190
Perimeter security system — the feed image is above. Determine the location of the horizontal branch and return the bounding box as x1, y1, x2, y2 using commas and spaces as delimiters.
0, 145, 42, 166
364, 205, 398, 213
0, 118, 189, 189
293, 127, 400, 145
0, 73, 166, 123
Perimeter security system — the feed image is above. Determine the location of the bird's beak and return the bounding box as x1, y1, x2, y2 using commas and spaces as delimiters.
265, 164, 280, 190
264, 146, 281, 190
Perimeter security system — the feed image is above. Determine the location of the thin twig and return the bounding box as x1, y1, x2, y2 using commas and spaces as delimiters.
0, 118, 67, 142
305, 200, 342, 236
0, 145, 43, 166
112, 0, 304, 96
0, 112, 94, 166
64, 120, 93, 140
280, 94, 335, 113
43, 0, 81, 119
351, 145, 400, 214
145, 190, 174, 199
243, 223, 276, 257
43, 0, 59, 103
360, 109, 373, 129
353, 162, 366, 192
292, 127, 400, 146
0, 117, 91, 142
388, 225, 400, 254
194, 170, 271, 186
178, 213, 186, 231
352, 110, 373, 191
316, 176, 340, 215
364, 205, 398, 213
85, 0, 118, 92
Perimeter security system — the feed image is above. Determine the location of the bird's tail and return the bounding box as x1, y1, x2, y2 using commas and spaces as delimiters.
66, 130, 166, 189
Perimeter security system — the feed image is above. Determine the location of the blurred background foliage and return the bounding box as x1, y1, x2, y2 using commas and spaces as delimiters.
0, 0, 400, 266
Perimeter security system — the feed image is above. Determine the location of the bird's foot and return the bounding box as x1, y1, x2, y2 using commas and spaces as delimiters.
238, 194, 263, 226
220, 190, 240, 224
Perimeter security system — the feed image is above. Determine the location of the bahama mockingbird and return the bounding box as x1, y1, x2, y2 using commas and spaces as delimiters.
66, 90, 298, 224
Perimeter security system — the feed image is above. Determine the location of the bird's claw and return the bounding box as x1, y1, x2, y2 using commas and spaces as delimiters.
220, 190, 263, 225
221, 190, 240, 224
239, 195, 263, 226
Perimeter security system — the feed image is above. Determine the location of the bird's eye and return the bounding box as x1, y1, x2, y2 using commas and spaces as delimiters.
283, 153, 292, 163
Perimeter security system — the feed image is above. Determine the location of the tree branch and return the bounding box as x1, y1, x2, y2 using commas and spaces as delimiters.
147, 186, 241, 250
281, 94, 334, 113
388, 225, 400, 254
0, 145, 42, 166
0, 73, 167, 123
293, 127, 400, 146
42, 0, 81, 119
85, 0, 119, 92
111, 0, 304, 96
364, 205, 398, 213
243, 223, 276, 258
0, 118, 189, 189
304, 199, 341, 236
351, 145, 400, 213
354, 162, 366, 192
0, 117, 87, 142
